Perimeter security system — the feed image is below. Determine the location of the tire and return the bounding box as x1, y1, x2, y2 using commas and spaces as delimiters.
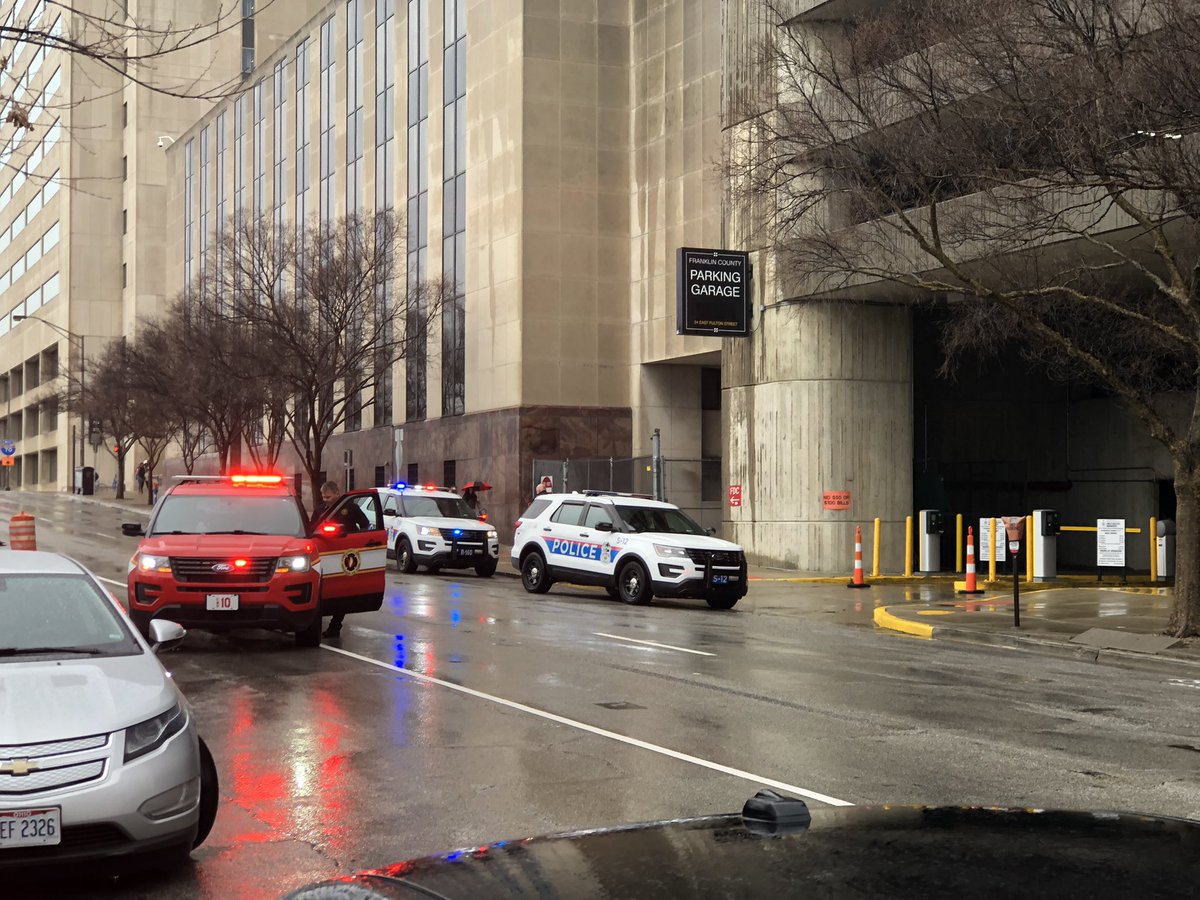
475, 557, 498, 578
605, 585, 620, 599
521, 551, 553, 594
396, 537, 417, 574
617, 560, 653, 605
706, 594, 740, 610
294, 616, 322, 648
194, 736, 219, 848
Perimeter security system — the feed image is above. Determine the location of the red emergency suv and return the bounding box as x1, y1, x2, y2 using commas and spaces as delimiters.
122, 474, 387, 647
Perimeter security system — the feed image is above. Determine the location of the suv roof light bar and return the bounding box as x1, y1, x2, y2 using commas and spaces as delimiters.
581, 489, 654, 499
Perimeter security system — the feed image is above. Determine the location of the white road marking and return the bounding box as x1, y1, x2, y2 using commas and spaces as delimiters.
92, 531, 120, 541
593, 631, 716, 657
97, 576, 126, 588
323, 644, 852, 807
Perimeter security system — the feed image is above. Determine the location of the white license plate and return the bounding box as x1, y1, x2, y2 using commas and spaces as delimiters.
0, 807, 61, 847
205, 593, 239, 611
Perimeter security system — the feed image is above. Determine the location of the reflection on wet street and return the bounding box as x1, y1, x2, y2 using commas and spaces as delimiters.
3, 493, 1199, 898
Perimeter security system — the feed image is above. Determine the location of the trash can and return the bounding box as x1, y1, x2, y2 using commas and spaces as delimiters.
74, 466, 97, 495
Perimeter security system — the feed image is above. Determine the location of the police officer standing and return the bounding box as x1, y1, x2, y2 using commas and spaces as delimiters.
311, 481, 347, 638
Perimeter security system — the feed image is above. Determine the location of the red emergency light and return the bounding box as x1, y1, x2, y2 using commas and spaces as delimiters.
231, 473, 284, 485
233, 558, 249, 569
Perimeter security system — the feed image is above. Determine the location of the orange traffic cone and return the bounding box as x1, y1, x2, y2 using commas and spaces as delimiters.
847, 524, 869, 588
957, 526, 984, 595
9, 511, 36, 550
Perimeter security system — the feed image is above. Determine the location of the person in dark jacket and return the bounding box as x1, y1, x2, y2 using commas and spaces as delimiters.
312, 481, 346, 639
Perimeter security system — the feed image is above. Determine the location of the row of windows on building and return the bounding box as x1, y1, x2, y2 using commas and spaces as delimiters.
182, 0, 463, 430
0, 450, 58, 487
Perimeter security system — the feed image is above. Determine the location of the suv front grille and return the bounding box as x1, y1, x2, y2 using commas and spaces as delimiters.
170, 557, 277, 583
685, 549, 743, 567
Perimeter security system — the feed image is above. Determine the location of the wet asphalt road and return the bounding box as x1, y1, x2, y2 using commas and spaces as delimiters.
3, 492, 1199, 898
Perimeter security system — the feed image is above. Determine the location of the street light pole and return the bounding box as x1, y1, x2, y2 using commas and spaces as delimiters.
13, 314, 85, 491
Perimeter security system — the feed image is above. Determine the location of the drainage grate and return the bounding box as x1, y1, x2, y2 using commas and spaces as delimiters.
595, 701, 646, 710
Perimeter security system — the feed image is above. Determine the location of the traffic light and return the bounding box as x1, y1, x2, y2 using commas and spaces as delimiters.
113, 445, 120, 454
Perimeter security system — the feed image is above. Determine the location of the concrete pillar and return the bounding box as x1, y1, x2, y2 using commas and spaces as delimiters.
724, 301, 913, 572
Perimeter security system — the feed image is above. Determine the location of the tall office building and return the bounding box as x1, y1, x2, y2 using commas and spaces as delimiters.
169, 0, 730, 535
0, 0, 318, 492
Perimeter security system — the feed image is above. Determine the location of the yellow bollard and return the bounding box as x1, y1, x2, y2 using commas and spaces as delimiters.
904, 515, 913, 577
1025, 514, 1034, 583
872, 517, 881, 578
1150, 516, 1157, 582
956, 513, 963, 574
987, 517, 998, 583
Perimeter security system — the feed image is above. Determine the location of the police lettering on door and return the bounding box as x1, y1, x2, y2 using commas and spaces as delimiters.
549, 538, 602, 560
548, 538, 622, 564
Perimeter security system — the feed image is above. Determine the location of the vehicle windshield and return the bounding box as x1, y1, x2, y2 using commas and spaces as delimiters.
613, 504, 707, 536
0, 574, 140, 660
402, 495, 475, 518
150, 494, 306, 537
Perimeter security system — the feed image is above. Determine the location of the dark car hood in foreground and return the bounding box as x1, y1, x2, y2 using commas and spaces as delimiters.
284, 803, 1200, 899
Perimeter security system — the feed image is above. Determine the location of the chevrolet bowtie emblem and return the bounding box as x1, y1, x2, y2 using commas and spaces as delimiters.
0, 759, 38, 776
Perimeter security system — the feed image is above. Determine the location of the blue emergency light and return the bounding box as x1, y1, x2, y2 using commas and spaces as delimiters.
391, 482, 408, 490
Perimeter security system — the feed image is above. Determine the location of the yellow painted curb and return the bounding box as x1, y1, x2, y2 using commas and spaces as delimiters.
873, 605, 934, 638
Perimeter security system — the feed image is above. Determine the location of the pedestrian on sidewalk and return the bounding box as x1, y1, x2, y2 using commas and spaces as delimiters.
135, 462, 147, 494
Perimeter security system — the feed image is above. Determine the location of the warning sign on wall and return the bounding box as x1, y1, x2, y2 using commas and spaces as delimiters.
822, 491, 851, 511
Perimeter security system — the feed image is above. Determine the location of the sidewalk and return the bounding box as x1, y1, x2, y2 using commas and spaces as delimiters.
872, 585, 1200, 670
64, 491, 153, 515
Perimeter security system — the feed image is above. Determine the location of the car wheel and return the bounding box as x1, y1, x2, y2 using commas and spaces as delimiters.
397, 538, 417, 574
294, 616, 322, 648
706, 594, 740, 610
193, 736, 219, 848
521, 551, 553, 594
605, 585, 620, 599
475, 557, 498, 578
617, 560, 653, 605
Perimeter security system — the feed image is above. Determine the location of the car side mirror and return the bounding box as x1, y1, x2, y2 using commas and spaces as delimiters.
315, 521, 344, 538
148, 619, 185, 654
596, 521, 614, 532
121, 522, 145, 537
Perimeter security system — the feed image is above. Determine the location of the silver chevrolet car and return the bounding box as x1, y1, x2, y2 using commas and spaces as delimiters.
0, 551, 217, 871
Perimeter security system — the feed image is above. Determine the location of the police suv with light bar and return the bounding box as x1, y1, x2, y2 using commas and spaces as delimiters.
511, 491, 747, 608
380, 483, 500, 577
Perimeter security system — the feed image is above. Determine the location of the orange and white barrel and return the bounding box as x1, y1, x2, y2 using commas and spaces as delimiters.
9, 512, 36, 550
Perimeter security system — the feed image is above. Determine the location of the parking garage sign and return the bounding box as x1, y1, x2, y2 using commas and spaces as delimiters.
676, 248, 751, 337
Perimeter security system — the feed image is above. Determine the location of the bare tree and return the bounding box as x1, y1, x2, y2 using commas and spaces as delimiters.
740, 0, 1200, 635
78, 338, 138, 499
134, 280, 262, 474
216, 210, 444, 498
0, 1, 281, 107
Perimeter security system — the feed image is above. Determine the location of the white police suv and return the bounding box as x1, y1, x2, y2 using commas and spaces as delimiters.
381, 483, 500, 577
511, 491, 747, 608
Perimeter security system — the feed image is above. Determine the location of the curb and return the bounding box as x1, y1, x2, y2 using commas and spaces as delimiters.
62, 494, 151, 516
872, 605, 934, 638
873, 605, 1200, 674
